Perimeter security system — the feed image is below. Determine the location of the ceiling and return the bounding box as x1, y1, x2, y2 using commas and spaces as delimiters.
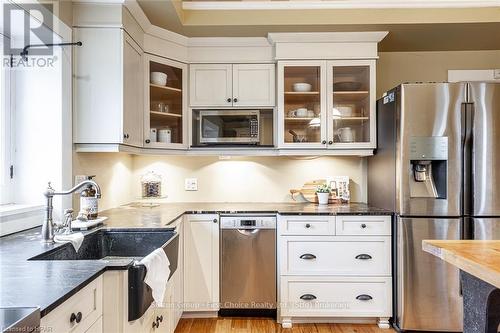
136, 0, 500, 52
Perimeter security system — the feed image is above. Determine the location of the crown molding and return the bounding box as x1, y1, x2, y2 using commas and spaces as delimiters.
182, 0, 500, 10
268, 32, 389, 45
188, 37, 271, 47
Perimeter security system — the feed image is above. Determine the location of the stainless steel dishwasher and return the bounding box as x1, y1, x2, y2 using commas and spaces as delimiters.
220, 214, 276, 316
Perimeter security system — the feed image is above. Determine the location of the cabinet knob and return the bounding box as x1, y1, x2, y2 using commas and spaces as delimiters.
233, 98, 238, 103
361, 223, 367, 229
156, 315, 163, 323
328, 141, 333, 145
145, 139, 151, 144
322, 140, 327, 144
227, 98, 232, 103
123, 133, 129, 139
152, 321, 159, 329
356, 294, 373, 301
213, 218, 218, 223
300, 294, 317, 301
305, 223, 311, 228
70, 312, 82, 323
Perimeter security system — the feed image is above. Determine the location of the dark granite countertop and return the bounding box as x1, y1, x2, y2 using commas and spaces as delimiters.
103, 202, 391, 228
0, 202, 390, 318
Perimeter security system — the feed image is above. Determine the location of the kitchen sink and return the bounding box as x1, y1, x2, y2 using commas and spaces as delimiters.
29, 229, 179, 322
29, 229, 177, 261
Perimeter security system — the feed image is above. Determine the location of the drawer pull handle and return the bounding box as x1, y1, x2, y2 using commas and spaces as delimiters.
152, 321, 159, 329
361, 223, 367, 229
300, 294, 317, 301
355, 254, 373, 260
356, 294, 373, 301
300, 253, 317, 260
70, 312, 82, 323
305, 223, 311, 228
156, 315, 163, 323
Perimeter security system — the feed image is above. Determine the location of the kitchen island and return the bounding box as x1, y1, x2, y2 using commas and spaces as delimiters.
423, 240, 500, 333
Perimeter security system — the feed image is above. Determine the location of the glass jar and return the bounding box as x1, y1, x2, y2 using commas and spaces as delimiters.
141, 171, 162, 199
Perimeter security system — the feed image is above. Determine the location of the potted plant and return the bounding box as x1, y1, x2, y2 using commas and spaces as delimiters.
316, 184, 331, 205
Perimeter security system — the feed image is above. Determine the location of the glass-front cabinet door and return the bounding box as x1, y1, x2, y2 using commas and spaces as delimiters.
278, 61, 326, 148
327, 60, 376, 149
144, 54, 187, 149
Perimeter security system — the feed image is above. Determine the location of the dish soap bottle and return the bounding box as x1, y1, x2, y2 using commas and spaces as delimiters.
80, 175, 98, 220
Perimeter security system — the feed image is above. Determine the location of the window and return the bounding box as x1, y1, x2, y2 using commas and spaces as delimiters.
0, 39, 13, 205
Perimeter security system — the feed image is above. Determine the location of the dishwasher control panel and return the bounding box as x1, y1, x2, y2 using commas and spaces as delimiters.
220, 215, 276, 229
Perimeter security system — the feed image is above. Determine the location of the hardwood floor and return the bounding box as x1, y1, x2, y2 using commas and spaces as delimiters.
174, 318, 394, 333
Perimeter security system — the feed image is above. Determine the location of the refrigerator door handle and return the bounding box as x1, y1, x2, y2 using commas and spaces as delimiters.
461, 103, 473, 218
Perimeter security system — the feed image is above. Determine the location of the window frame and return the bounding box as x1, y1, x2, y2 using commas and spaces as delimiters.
0, 40, 14, 205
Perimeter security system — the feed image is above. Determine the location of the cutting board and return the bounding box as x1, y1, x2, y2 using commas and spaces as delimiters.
290, 180, 340, 204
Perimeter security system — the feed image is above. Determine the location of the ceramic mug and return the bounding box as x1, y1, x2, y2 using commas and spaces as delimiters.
337, 127, 354, 143
288, 108, 308, 118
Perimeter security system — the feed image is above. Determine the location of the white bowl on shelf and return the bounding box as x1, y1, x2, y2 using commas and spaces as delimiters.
151, 72, 168, 86
292, 83, 312, 92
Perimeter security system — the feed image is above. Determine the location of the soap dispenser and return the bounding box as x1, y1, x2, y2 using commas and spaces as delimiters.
80, 175, 99, 220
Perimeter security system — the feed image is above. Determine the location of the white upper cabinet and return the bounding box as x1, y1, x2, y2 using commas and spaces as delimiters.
73, 28, 143, 147
327, 60, 376, 149
123, 34, 144, 147
189, 64, 275, 107
232, 64, 275, 107
144, 54, 188, 149
189, 64, 233, 107
277, 60, 327, 149
277, 60, 376, 150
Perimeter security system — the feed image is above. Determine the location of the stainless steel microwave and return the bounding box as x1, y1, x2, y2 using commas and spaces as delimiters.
199, 110, 260, 144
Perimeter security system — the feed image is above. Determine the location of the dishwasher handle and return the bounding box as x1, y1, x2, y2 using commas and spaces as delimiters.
237, 229, 260, 236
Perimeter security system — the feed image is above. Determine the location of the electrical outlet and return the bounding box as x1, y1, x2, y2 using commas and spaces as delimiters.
75, 175, 87, 185
185, 178, 198, 191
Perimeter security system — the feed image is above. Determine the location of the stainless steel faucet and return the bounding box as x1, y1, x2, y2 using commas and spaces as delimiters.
42, 180, 101, 243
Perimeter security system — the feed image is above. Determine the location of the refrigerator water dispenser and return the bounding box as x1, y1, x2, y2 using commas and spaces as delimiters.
409, 137, 448, 199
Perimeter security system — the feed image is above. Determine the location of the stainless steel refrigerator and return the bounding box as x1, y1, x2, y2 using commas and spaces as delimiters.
368, 82, 500, 332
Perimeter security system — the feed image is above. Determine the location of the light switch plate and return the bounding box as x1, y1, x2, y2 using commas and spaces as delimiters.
185, 178, 198, 191
494, 69, 500, 80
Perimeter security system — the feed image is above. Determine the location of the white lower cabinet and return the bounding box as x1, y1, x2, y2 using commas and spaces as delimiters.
183, 214, 219, 312
277, 214, 392, 329
40, 275, 103, 333
280, 276, 391, 317
280, 236, 391, 276
85, 317, 103, 333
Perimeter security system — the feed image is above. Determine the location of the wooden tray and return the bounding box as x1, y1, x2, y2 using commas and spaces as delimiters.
290, 179, 341, 204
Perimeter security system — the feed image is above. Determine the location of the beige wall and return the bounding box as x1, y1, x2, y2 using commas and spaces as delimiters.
72, 154, 366, 210
132, 156, 366, 203
377, 50, 500, 97
72, 153, 134, 211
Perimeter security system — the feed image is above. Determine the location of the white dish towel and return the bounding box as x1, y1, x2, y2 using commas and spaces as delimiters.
141, 248, 171, 305
54, 233, 84, 252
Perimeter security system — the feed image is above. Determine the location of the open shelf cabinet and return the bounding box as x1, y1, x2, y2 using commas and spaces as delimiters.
144, 54, 188, 149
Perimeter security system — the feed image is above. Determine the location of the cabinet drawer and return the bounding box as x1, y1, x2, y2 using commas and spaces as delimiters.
336, 215, 391, 236
279, 215, 335, 236
280, 236, 391, 276
280, 276, 392, 317
41, 275, 103, 333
